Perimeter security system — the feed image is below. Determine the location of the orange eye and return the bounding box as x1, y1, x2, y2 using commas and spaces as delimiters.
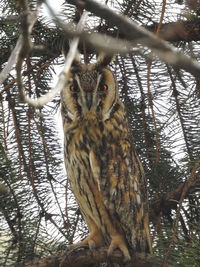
70, 81, 79, 93
99, 83, 108, 92
70, 84, 75, 92
103, 84, 108, 92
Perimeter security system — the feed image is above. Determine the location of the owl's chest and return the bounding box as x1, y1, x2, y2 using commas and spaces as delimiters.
64, 114, 127, 189
65, 118, 101, 157
64, 119, 101, 177
63, 120, 103, 207
64, 117, 123, 162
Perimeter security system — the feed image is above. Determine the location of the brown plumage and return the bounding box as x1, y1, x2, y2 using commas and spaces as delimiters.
61, 55, 151, 262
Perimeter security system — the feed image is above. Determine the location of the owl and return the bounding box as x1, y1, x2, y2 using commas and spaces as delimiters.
61, 54, 152, 262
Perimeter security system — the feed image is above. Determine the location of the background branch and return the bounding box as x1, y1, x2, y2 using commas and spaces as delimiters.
151, 174, 200, 220
67, 0, 200, 78
16, 8, 88, 107
0, 1, 42, 85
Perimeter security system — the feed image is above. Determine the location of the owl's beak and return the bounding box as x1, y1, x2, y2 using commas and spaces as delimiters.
85, 92, 92, 110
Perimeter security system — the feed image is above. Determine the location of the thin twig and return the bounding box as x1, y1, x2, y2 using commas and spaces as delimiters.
167, 66, 192, 160
0, 96, 7, 150
146, 0, 166, 164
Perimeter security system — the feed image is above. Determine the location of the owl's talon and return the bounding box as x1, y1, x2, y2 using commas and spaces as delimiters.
69, 238, 96, 252
108, 235, 131, 262
72, 228, 104, 252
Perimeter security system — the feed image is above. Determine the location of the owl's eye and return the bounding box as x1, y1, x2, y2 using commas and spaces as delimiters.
70, 81, 79, 93
99, 83, 108, 92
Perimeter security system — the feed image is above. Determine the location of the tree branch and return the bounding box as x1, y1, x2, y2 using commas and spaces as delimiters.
45, 1, 131, 55
16, 5, 88, 108
147, 19, 200, 42
66, 0, 200, 78
150, 173, 200, 220
1, 17, 200, 68
23, 246, 154, 267
2, 0, 200, 88
0, 1, 42, 85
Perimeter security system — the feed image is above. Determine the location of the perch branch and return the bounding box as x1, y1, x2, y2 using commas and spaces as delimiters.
23, 246, 154, 267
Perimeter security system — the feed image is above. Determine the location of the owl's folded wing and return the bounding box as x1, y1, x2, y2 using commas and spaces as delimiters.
89, 140, 151, 252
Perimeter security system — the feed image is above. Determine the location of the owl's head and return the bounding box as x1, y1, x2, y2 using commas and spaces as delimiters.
61, 55, 120, 122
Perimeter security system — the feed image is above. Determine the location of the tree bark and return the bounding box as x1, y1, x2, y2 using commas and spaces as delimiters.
147, 19, 200, 42
22, 247, 154, 267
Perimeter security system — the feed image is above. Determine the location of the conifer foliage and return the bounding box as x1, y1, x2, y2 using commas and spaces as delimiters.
0, 0, 200, 266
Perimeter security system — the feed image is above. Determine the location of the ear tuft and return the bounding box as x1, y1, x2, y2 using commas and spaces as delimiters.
96, 53, 114, 69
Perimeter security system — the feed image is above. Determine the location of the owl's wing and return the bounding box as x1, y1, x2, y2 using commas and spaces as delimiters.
89, 138, 151, 252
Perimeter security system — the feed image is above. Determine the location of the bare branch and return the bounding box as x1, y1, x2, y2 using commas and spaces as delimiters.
16, 8, 88, 108
67, 0, 200, 78
0, 2, 41, 85
45, 1, 131, 55
0, 36, 22, 85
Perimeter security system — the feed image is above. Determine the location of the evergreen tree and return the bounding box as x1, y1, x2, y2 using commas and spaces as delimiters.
0, 0, 200, 266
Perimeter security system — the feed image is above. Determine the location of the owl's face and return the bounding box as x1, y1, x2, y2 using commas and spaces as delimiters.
61, 57, 119, 121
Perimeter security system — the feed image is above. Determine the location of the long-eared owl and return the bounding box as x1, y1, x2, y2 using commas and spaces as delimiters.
61, 54, 151, 262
